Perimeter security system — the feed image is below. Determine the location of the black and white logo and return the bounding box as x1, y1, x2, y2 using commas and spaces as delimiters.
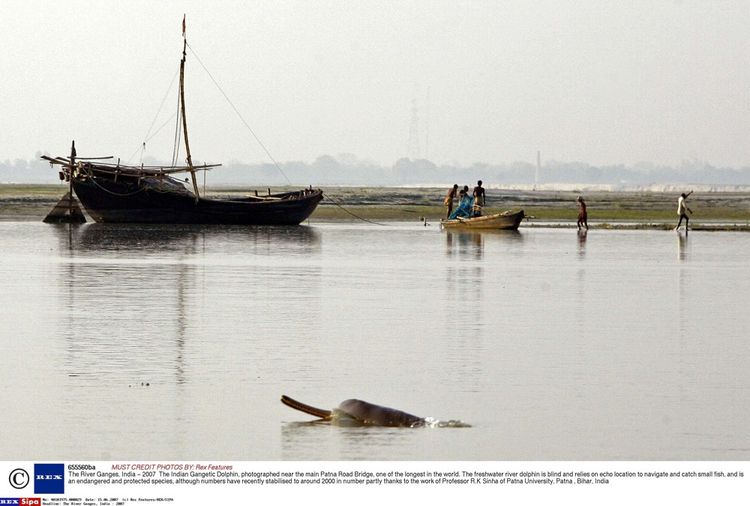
9, 468, 30, 489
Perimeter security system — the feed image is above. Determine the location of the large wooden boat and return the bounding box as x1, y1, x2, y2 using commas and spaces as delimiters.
43, 18, 322, 225
43, 155, 323, 225
441, 209, 525, 230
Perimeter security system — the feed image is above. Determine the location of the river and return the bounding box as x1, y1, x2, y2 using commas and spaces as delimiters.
1, 222, 748, 460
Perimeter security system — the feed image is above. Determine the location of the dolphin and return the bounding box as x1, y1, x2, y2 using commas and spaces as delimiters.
281, 395, 426, 427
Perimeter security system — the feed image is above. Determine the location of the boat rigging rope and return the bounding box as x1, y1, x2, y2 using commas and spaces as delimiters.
84, 170, 148, 197
83, 164, 193, 198
126, 114, 177, 165
171, 82, 183, 167
127, 68, 180, 165
185, 42, 293, 186
184, 42, 387, 227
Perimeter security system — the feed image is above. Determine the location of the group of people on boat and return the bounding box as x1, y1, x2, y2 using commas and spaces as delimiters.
444, 180, 486, 220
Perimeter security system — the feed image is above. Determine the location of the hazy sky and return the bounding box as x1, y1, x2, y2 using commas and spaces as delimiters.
2, 0, 748, 168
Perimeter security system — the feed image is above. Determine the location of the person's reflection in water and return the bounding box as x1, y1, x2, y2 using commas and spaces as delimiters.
445, 231, 484, 259
678, 232, 688, 261
472, 232, 484, 259
577, 228, 587, 258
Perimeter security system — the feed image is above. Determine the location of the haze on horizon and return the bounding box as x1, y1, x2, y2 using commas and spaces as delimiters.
2, 0, 748, 170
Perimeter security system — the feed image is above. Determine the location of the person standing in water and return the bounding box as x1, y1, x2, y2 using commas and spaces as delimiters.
444, 184, 458, 219
576, 196, 588, 230
675, 191, 693, 231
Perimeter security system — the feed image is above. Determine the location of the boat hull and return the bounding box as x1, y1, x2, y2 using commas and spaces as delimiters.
441, 210, 525, 230
73, 178, 323, 225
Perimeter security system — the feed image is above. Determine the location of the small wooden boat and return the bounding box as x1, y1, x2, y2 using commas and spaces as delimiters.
441, 209, 525, 230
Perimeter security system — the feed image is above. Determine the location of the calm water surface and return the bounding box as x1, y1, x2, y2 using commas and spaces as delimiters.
1, 222, 748, 460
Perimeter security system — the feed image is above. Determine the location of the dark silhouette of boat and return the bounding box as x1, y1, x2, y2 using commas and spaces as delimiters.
54, 160, 322, 224
43, 18, 322, 225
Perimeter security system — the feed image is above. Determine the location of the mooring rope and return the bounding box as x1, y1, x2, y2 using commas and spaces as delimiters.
322, 194, 387, 226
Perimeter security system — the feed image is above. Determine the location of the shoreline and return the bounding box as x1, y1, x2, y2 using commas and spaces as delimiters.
2, 184, 748, 230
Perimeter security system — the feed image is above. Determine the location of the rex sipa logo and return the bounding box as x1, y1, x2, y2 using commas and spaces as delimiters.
33, 463, 65, 494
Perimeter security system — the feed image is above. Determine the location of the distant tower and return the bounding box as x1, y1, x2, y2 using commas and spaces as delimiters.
535, 150, 541, 190
408, 98, 420, 159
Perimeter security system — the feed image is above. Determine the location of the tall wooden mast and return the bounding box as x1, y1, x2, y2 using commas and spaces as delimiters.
179, 15, 200, 201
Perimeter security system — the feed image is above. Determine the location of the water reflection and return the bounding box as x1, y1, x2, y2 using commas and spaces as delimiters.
49, 223, 323, 390
444, 232, 483, 314
48, 223, 82, 253
445, 230, 483, 259
49, 223, 320, 256
444, 229, 522, 259
443, 230, 525, 394
57, 254, 197, 387
577, 228, 587, 258
280, 422, 417, 460
677, 232, 688, 261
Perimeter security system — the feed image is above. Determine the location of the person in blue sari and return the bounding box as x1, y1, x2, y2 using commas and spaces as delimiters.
449, 188, 474, 219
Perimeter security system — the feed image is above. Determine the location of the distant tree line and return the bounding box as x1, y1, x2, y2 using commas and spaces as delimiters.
3, 152, 750, 187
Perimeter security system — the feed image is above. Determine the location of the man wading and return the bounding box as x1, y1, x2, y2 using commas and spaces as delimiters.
675, 191, 693, 231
